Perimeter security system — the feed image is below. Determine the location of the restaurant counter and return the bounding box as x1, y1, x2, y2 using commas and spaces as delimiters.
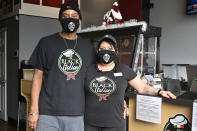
126, 91, 197, 131
21, 79, 196, 131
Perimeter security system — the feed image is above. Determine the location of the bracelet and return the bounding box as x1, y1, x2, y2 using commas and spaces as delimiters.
28, 112, 39, 116
157, 89, 162, 97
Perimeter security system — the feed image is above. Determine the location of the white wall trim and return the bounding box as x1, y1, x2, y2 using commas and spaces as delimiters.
19, 3, 60, 19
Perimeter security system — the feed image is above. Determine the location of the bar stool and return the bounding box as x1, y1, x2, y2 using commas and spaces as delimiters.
20, 79, 33, 131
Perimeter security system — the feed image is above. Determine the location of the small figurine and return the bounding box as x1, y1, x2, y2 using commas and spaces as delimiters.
102, 2, 122, 25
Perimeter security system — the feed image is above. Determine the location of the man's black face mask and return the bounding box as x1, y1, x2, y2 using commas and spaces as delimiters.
61, 18, 79, 33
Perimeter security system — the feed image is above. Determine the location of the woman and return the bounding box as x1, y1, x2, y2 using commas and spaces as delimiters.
84, 35, 176, 131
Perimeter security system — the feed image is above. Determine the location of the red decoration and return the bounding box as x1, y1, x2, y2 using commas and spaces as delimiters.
96, 94, 110, 101
42, 0, 62, 8
64, 0, 78, 3
24, 0, 40, 5
119, 0, 142, 21
102, 2, 122, 25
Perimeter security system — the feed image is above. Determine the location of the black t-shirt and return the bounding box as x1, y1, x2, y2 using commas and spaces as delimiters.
84, 64, 137, 127
29, 33, 96, 116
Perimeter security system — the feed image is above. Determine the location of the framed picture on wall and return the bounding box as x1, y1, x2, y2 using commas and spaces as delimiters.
116, 35, 136, 66
116, 35, 135, 52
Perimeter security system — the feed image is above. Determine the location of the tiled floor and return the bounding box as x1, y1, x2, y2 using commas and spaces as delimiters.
0, 120, 25, 131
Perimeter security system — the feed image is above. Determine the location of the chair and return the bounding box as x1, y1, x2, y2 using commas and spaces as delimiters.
17, 61, 34, 131
20, 79, 33, 131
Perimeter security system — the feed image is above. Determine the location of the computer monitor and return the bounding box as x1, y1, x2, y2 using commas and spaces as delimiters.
167, 79, 181, 96
186, 65, 197, 91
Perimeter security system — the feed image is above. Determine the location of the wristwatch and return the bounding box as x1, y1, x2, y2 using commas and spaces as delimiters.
157, 89, 163, 97
28, 112, 39, 116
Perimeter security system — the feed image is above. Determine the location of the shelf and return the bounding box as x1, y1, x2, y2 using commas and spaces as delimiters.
77, 21, 147, 38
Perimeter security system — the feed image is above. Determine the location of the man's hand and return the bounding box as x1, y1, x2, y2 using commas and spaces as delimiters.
28, 114, 39, 131
28, 69, 43, 131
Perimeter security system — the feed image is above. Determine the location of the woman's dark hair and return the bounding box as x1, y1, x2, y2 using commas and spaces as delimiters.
97, 38, 118, 53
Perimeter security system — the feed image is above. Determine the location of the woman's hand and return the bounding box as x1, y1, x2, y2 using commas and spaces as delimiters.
129, 77, 177, 99
159, 90, 176, 99
123, 100, 127, 119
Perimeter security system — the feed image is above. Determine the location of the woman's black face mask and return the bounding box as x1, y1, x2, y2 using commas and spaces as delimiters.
97, 50, 116, 64
61, 18, 79, 33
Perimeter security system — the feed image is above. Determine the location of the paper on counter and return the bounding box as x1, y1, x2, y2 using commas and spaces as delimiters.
136, 95, 162, 124
192, 101, 197, 131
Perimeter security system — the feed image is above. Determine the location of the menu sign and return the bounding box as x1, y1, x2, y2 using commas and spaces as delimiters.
136, 95, 162, 124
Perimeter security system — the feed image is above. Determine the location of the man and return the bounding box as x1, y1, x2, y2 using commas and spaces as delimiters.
28, 1, 95, 131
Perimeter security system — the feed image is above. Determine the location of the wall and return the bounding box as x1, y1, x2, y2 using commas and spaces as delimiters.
150, 0, 197, 65
0, 16, 19, 120
19, 15, 61, 63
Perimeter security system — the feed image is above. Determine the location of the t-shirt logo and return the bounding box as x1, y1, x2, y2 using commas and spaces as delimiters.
68, 22, 75, 32
89, 76, 116, 101
58, 49, 82, 80
163, 114, 191, 131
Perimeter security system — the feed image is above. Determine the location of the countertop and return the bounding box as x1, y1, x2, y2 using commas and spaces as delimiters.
125, 91, 197, 106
